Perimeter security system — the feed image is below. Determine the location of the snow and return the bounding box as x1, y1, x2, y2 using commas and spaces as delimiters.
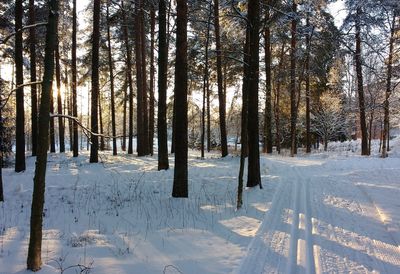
1, 139, 400, 273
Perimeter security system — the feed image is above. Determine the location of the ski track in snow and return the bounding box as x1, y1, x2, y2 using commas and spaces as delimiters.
236, 158, 400, 274
1, 148, 400, 273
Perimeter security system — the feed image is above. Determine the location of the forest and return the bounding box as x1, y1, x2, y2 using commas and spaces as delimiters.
0, 0, 400, 273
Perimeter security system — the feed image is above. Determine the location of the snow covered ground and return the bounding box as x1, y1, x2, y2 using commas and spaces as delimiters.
1, 139, 400, 273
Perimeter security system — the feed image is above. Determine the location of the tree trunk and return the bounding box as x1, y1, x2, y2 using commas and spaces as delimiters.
29, 0, 38, 157
263, 3, 272, 154
49, 87, 56, 153
15, 0, 26, 172
140, 1, 149, 155
135, 0, 145, 156
121, 0, 134, 155
106, 0, 117, 155
55, 39, 65, 153
122, 74, 127, 151
172, 0, 188, 198
241, 26, 250, 158
201, 2, 212, 159
305, 16, 311, 153
247, 0, 261, 188
72, 0, 79, 157
381, 12, 396, 158
275, 42, 285, 154
149, 6, 155, 155
0, 82, 3, 202
158, 0, 169, 170
27, 0, 58, 269
290, 1, 297, 157
355, 6, 369, 156
99, 93, 105, 151
214, 0, 228, 157
89, 0, 101, 163
65, 67, 73, 151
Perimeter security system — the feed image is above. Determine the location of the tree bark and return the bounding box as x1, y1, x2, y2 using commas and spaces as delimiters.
0, 82, 3, 202
290, 1, 297, 157
89, 0, 101, 163
29, 0, 38, 157
305, 16, 311, 153
172, 0, 188, 198
49, 86, 56, 153
355, 6, 369, 156
121, 0, 134, 155
201, 2, 212, 159
122, 74, 127, 151
241, 26, 250, 158
135, 0, 145, 156
149, 6, 155, 155
140, 1, 149, 155
55, 37, 65, 153
247, 0, 261, 188
381, 12, 396, 158
275, 42, 285, 154
263, 3, 273, 154
158, 0, 169, 170
98, 93, 105, 151
106, 0, 117, 155
27, 0, 58, 269
15, 0, 26, 172
72, 0, 79, 157
214, 0, 228, 157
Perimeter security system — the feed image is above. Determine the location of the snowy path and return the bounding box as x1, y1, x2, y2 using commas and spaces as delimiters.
237, 157, 400, 274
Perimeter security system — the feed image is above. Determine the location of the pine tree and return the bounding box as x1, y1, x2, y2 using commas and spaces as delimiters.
172, 0, 188, 198
214, 0, 228, 157
158, 0, 169, 170
72, 0, 79, 157
246, 0, 261, 188
29, 0, 38, 157
27, 0, 58, 269
90, 0, 101, 163
15, 0, 25, 172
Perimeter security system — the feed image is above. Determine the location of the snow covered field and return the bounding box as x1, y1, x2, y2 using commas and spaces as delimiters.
1, 141, 400, 273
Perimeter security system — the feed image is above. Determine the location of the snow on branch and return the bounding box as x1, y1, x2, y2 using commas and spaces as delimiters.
0, 22, 48, 45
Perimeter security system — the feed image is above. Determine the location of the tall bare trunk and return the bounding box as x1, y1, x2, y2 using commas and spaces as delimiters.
72, 0, 79, 157
29, 0, 38, 157
246, 0, 261, 188
27, 0, 58, 269
305, 16, 311, 153
290, 1, 297, 157
106, 0, 117, 155
381, 12, 396, 158
172, 0, 188, 198
55, 39, 65, 153
214, 0, 228, 157
158, 0, 169, 170
201, 3, 212, 159
15, 0, 26, 172
121, 0, 134, 155
355, 7, 369, 156
275, 42, 285, 154
149, 6, 155, 155
89, 0, 101, 163
263, 3, 272, 154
